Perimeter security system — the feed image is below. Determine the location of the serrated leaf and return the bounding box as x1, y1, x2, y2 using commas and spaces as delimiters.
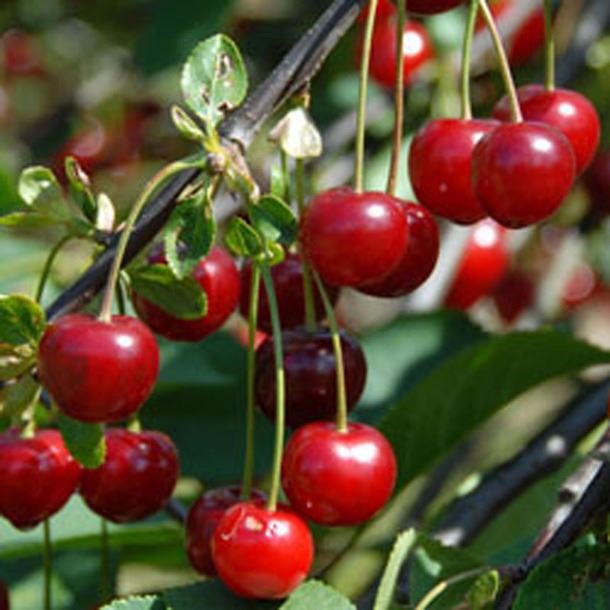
163, 190, 216, 279
280, 581, 356, 610
164, 580, 276, 609
181, 34, 248, 127
248, 195, 297, 246
0, 374, 40, 419
129, 264, 207, 320
381, 331, 610, 490
101, 595, 166, 610
0, 294, 46, 346
171, 105, 206, 141
65, 157, 97, 222
224, 217, 263, 258
467, 571, 499, 609
18, 166, 68, 218
58, 412, 106, 469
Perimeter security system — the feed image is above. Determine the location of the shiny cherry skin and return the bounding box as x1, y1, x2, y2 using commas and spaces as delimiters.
212, 501, 314, 599
255, 327, 367, 428
132, 246, 240, 342
493, 85, 600, 175
492, 270, 535, 325
368, 19, 433, 90
239, 253, 339, 334
0, 429, 81, 530
282, 422, 397, 526
445, 220, 509, 310
406, 0, 465, 15
38, 314, 159, 424
584, 151, 610, 214
409, 118, 498, 224
300, 188, 409, 288
186, 486, 266, 577
359, 203, 439, 297
80, 429, 179, 523
472, 122, 576, 228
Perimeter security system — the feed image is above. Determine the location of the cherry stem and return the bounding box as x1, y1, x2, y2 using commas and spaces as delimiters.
313, 272, 348, 433
280, 150, 291, 204
386, 0, 406, 197
43, 519, 52, 610
460, 0, 479, 121
478, 0, 522, 122
242, 263, 261, 500
543, 0, 555, 90
100, 518, 111, 603
414, 567, 491, 610
260, 264, 285, 513
127, 415, 142, 433
355, 0, 380, 193
35, 235, 72, 303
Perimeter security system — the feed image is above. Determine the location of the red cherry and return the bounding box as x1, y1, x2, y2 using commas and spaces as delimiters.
409, 119, 499, 224
1, 30, 44, 77
80, 429, 179, 523
584, 151, 610, 214
0, 429, 81, 530
282, 422, 397, 526
508, 8, 545, 66
492, 270, 535, 324
255, 327, 367, 428
300, 188, 409, 287
358, 0, 396, 23
359, 202, 439, 297
405, 0, 465, 15
493, 86, 600, 175
445, 220, 510, 309
38, 314, 159, 424
212, 501, 313, 599
472, 122, 576, 228
239, 253, 339, 334
132, 246, 240, 342
185, 486, 266, 577
367, 19, 433, 90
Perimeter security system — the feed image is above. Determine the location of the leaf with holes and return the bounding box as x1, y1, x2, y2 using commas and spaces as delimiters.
58, 413, 106, 469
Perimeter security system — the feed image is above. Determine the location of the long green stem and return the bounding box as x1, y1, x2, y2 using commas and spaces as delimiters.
260, 265, 285, 512
543, 0, 555, 90
478, 0, 522, 122
414, 567, 491, 610
355, 0, 380, 193
280, 149, 291, 205
43, 519, 52, 610
35, 235, 72, 303
242, 264, 261, 500
386, 0, 406, 197
460, 0, 479, 120
313, 273, 348, 433
100, 518, 111, 603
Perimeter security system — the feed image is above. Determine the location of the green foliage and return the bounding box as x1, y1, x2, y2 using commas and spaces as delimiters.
163, 580, 275, 609
64, 157, 97, 223
467, 571, 500, 610
57, 413, 106, 469
225, 217, 264, 258
280, 581, 356, 609
18, 166, 66, 217
171, 106, 207, 142
0, 373, 41, 419
102, 596, 166, 610
248, 195, 297, 247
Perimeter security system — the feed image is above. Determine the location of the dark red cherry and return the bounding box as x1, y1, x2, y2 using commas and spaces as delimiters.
584, 151, 610, 214
367, 19, 433, 90
445, 220, 509, 310
255, 327, 367, 428
239, 253, 339, 334
472, 122, 576, 228
359, 202, 439, 297
0, 429, 81, 530
282, 422, 397, 526
185, 486, 266, 577
358, 0, 396, 23
492, 270, 535, 324
493, 85, 600, 175
1, 29, 44, 77
405, 0, 465, 15
509, 8, 545, 66
212, 501, 313, 599
300, 188, 409, 287
132, 246, 240, 342
38, 314, 159, 424
409, 118, 498, 224
80, 429, 179, 523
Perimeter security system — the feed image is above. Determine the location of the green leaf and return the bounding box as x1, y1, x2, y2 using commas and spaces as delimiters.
513, 545, 610, 609
57, 413, 106, 469
270, 165, 288, 200
0, 374, 40, 419
65, 157, 97, 223
373, 530, 417, 610
280, 581, 356, 610
129, 264, 207, 320
164, 580, 276, 609
381, 331, 610, 489
102, 595, 166, 610
0, 294, 46, 346
467, 571, 500, 609
0, 343, 37, 381
163, 189, 216, 280
0, 211, 59, 229
249, 195, 297, 246
171, 105, 206, 141
18, 166, 67, 218
181, 34, 248, 127
224, 217, 263, 258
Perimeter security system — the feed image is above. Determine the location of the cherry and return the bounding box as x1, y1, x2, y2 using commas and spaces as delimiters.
472, 122, 576, 228
583, 151, 610, 214
409, 119, 499, 224
132, 246, 240, 342
0, 429, 81, 530
405, 0, 465, 15
445, 220, 509, 310
239, 253, 339, 334
1, 29, 44, 77
358, 0, 396, 23
212, 501, 313, 599
255, 327, 367, 428
282, 422, 396, 526
38, 314, 159, 424
508, 8, 545, 66
366, 18, 433, 90
493, 85, 600, 175
0, 580, 8, 610
359, 202, 439, 297
300, 188, 409, 288
492, 270, 535, 324
185, 486, 266, 577
80, 428, 179, 523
